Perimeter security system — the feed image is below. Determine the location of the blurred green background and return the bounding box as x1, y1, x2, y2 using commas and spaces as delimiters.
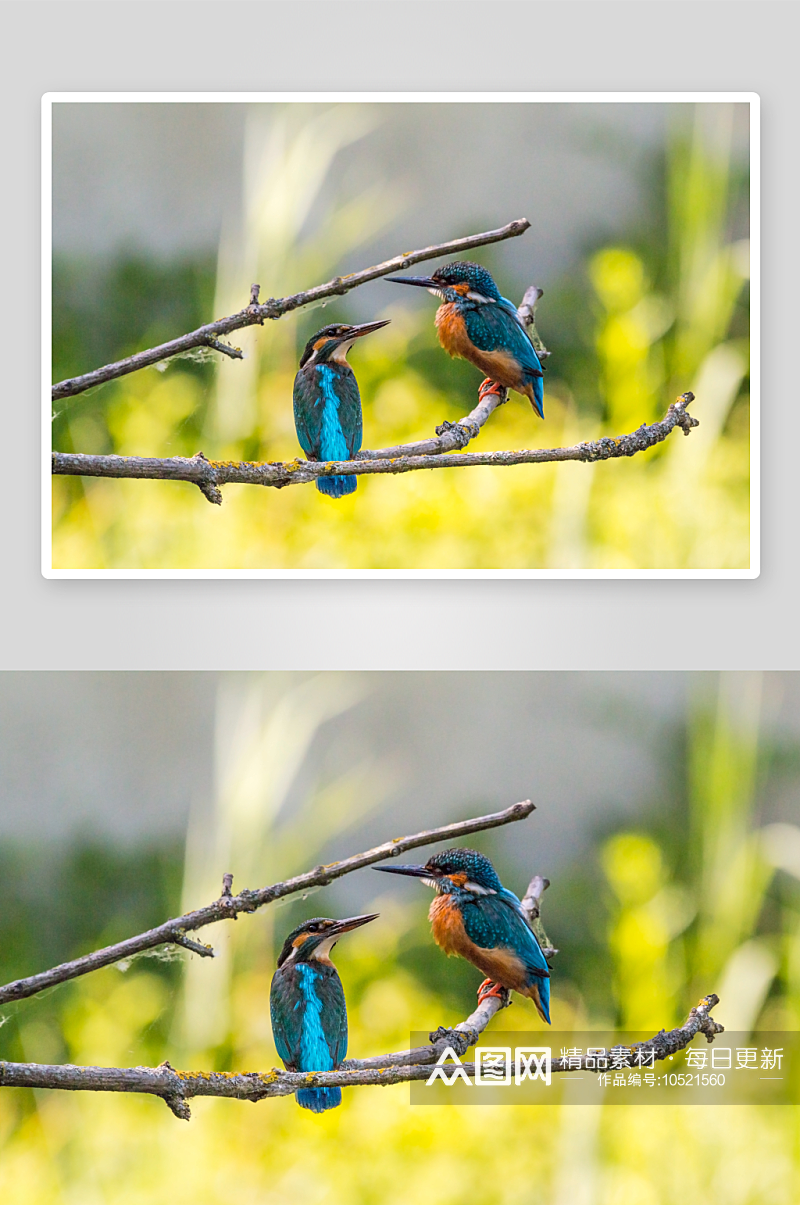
0, 671, 798, 1202
51, 101, 751, 570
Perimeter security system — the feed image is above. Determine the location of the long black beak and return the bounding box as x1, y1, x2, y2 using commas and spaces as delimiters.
372, 863, 432, 878
384, 275, 437, 288
331, 912, 380, 934
345, 319, 391, 339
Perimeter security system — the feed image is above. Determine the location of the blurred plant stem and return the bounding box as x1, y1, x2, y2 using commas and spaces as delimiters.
601, 673, 786, 1035
601, 830, 691, 1030
176, 672, 389, 1060
209, 104, 397, 451
585, 102, 750, 570
687, 673, 778, 1032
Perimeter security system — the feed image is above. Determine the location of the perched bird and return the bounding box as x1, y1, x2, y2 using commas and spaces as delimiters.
374, 848, 551, 1023
385, 261, 545, 418
293, 320, 390, 498
270, 914, 378, 1113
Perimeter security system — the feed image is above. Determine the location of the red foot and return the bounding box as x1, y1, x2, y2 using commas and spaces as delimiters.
478, 378, 506, 405
477, 978, 507, 1005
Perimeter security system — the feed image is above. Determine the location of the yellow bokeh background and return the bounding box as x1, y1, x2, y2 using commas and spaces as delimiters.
52, 104, 751, 572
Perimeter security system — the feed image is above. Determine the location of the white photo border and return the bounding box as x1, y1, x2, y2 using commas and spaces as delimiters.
42, 91, 760, 581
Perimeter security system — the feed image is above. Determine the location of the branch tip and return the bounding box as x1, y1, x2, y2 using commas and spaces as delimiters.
197, 482, 223, 505
206, 338, 243, 361
171, 933, 215, 958
163, 1093, 191, 1120
0, 849, 727, 1105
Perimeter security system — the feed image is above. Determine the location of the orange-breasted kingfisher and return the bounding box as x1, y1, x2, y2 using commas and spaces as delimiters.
270, 914, 378, 1113
374, 848, 551, 1023
293, 320, 390, 498
385, 261, 545, 418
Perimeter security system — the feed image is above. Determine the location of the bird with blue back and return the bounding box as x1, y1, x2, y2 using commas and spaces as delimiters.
270, 913, 378, 1113
385, 261, 545, 419
374, 848, 551, 1023
293, 320, 390, 498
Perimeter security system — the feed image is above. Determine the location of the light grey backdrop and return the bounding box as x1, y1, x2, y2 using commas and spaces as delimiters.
2, 672, 797, 899
3, 1, 795, 668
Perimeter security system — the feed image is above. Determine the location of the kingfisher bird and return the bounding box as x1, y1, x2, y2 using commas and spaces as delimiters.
293, 320, 390, 498
385, 261, 545, 418
270, 913, 378, 1113
374, 848, 551, 1023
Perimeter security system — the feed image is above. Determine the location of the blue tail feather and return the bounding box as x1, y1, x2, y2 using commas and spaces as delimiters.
317, 474, 356, 498
530, 374, 544, 419
296, 1086, 342, 1113
533, 975, 551, 1025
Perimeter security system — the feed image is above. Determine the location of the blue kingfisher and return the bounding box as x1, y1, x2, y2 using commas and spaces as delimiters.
270, 913, 378, 1112
386, 261, 545, 418
293, 320, 389, 497
375, 848, 551, 1022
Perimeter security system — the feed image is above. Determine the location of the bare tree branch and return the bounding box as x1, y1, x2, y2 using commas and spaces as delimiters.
0, 849, 724, 1120
52, 394, 698, 501
51, 220, 530, 401
0, 801, 535, 1007
358, 381, 508, 461
0, 867, 722, 1118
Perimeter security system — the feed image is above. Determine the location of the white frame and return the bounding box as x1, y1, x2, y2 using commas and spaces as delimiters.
42, 92, 760, 580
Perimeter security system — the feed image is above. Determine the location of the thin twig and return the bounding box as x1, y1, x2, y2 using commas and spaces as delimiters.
0, 801, 535, 1007
52, 394, 698, 499
358, 382, 508, 460
51, 220, 530, 401
520, 874, 558, 958
0, 997, 723, 1119
516, 285, 551, 359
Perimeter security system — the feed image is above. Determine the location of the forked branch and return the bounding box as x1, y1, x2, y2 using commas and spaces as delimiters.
51, 220, 530, 401
0, 801, 535, 1007
0, 994, 724, 1120
51, 394, 698, 502
52, 230, 699, 505
0, 860, 723, 1119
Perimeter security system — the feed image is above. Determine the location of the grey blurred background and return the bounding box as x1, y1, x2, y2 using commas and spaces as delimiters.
52, 100, 750, 302
2, 671, 796, 860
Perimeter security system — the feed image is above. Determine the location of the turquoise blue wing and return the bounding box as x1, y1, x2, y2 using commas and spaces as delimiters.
270, 966, 306, 1068
292, 370, 318, 458
315, 965, 349, 1066
461, 894, 550, 980
326, 368, 363, 459
464, 303, 543, 382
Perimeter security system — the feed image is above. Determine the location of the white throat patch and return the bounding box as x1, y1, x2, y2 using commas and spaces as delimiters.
310, 934, 338, 962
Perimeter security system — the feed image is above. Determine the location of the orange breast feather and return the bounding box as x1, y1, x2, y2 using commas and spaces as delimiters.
435, 304, 523, 390
435, 304, 472, 359
428, 896, 529, 993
